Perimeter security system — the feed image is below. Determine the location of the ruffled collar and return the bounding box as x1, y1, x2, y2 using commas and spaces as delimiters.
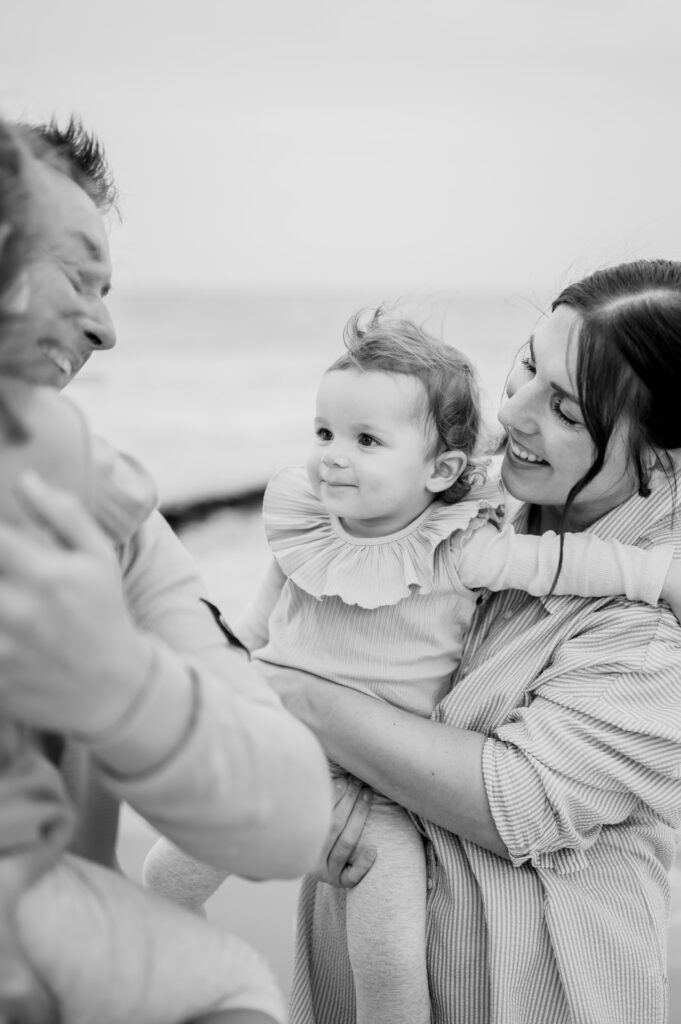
263, 466, 503, 609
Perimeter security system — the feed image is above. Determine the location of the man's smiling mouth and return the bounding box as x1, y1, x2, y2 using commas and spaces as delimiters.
39, 342, 75, 377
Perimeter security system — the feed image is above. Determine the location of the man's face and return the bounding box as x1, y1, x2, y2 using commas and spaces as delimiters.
0, 159, 116, 389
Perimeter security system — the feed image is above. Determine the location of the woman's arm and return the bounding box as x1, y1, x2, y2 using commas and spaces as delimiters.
260, 663, 509, 859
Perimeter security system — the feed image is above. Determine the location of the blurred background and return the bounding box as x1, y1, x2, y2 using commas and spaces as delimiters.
2, 0, 680, 1009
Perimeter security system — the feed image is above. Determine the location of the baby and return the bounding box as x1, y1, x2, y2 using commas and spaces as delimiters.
145, 307, 681, 1024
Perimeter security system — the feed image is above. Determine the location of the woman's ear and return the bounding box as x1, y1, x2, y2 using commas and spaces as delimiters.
426, 450, 467, 495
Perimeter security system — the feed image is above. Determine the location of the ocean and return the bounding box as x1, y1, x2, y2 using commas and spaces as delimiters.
68, 287, 540, 508
71, 288, 680, 1007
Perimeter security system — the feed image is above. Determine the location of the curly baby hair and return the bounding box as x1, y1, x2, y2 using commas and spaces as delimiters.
329, 306, 488, 503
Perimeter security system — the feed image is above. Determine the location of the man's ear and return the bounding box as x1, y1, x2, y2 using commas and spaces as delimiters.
426, 450, 467, 495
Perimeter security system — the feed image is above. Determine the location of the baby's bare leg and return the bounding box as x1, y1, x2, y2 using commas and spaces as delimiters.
16, 854, 285, 1024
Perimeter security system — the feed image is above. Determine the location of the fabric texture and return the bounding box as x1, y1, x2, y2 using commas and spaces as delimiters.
22, 439, 328, 1022
244, 466, 673, 720
18, 853, 286, 1023
289, 469, 681, 1024
61, 439, 330, 879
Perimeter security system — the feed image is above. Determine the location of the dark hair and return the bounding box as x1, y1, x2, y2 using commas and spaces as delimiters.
16, 115, 117, 212
329, 307, 486, 503
553, 260, 681, 517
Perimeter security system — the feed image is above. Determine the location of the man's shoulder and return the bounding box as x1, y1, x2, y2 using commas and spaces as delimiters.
90, 434, 159, 545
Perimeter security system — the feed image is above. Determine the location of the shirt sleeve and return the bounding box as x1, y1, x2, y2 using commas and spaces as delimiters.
454, 521, 674, 606
96, 510, 332, 878
480, 608, 681, 868
232, 556, 287, 652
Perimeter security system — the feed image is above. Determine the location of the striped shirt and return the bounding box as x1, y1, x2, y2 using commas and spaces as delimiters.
289, 472, 681, 1024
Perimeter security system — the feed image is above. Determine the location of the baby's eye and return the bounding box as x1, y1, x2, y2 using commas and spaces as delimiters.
316, 427, 333, 441
358, 433, 380, 447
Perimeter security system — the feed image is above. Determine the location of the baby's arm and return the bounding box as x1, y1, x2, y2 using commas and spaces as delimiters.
455, 521, 674, 606
660, 561, 681, 622
231, 557, 287, 652
143, 836, 229, 914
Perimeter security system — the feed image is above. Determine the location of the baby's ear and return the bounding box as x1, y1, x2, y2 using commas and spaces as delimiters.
427, 450, 467, 495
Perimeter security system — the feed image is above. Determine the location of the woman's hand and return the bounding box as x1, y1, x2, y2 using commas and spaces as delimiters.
311, 775, 376, 888
0, 472, 152, 736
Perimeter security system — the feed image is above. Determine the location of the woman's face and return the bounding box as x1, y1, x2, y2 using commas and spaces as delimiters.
498, 304, 638, 531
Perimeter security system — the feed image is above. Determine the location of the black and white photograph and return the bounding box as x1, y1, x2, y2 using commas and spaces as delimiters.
1, 3, 680, 1022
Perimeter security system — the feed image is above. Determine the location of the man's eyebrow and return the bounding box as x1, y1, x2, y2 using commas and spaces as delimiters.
72, 230, 104, 261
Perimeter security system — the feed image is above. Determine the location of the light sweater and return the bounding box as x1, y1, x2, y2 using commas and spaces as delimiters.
236, 466, 673, 718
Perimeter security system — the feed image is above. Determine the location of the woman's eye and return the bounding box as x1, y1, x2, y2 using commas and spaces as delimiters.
520, 355, 536, 375
550, 395, 581, 428
358, 433, 379, 447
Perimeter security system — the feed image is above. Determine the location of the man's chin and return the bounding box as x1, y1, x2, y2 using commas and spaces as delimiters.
0, 362, 74, 390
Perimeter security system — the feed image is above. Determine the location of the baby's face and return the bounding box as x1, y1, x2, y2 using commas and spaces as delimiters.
306, 368, 438, 538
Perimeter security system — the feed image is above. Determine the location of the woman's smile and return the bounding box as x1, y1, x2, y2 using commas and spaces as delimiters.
506, 435, 549, 466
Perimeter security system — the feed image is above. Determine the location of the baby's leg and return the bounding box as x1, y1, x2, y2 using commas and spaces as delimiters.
16, 854, 285, 1024
345, 796, 430, 1024
143, 835, 228, 914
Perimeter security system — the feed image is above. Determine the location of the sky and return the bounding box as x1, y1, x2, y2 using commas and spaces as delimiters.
2, 0, 681, 295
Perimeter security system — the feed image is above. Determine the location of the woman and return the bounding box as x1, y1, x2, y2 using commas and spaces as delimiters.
268, 260, 681, 1024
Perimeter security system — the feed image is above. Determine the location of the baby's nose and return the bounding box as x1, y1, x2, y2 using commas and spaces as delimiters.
322, 450, 349, 468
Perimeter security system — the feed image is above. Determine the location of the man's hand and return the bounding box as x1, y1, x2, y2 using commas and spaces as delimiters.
0, 472, 152, 736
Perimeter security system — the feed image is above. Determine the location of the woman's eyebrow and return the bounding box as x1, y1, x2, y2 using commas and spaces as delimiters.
550, 380, 580, 404
530, 334, 579, 404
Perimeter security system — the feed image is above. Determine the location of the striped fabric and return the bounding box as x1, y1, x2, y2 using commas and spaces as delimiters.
289, 472, 681, 1024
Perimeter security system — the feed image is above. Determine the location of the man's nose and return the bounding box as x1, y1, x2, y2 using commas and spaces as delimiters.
83, 301, 116, 351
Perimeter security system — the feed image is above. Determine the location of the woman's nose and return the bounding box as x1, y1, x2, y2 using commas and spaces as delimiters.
499, 380, 538, 435
83, 301, 116, 351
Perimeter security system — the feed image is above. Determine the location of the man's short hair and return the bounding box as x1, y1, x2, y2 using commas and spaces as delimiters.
17, 116, 117, 212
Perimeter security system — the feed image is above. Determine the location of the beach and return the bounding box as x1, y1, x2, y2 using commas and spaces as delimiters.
70, 288, 681, 1011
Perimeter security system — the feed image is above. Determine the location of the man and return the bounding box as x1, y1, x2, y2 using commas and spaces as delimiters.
0, 117, 334, 1022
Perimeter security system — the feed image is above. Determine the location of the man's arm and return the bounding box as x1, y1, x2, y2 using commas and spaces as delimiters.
0, 474, 332, 878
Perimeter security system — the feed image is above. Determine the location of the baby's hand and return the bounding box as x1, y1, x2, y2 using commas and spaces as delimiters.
661, 559, 681, 624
